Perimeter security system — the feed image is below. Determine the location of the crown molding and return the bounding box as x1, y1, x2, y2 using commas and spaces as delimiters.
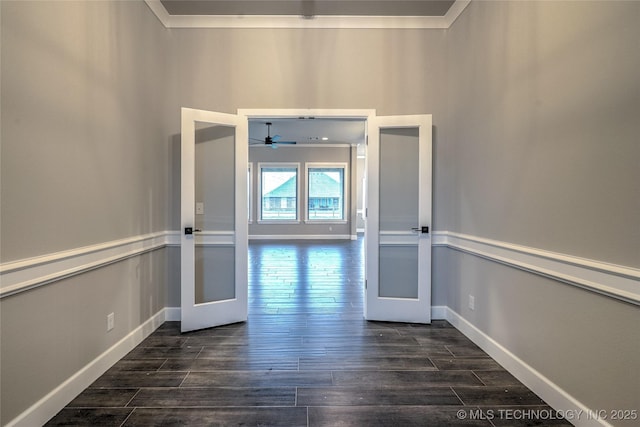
144, 0, 470, 29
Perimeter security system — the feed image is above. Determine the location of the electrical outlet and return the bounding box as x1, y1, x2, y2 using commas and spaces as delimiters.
468, 295, 475, 311
107, 312, 115, 332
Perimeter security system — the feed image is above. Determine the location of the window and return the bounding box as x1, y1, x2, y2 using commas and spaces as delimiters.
306, 164, 347, 221
259, 164, 299, 221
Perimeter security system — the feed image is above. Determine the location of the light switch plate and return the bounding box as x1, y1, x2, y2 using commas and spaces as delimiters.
107, 312, 115, 331
195, 202, 204, 214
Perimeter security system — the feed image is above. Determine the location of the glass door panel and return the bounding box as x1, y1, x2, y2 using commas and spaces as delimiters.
181, 108, 247, 332
194, 123, 235, 304
379, 128, 420, 299
365, 115, 432, 323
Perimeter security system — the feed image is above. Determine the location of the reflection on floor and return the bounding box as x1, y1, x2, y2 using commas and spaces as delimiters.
47, 238, 568, 426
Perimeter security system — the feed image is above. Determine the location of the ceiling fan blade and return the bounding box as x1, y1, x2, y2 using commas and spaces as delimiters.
249, 137, 263, 142
277, 141, 297, 145
272, 135, 282, 142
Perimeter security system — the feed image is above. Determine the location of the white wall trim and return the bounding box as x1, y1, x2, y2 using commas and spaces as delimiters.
4, 229, 636, 306
446, 307, 612, 427
156, 306, 447, 322
443, 0, 471, 28
194, 231, 235, 246
431, 305, 448, 320
432, 231, 640, 306
164, 307, 181, 321
144, 0, 470, 29
249, 234, 353, 241
6, 308, 169, 427
144, 0, 171, 27
166, 231, 181, 246
0, 232, 169, 299
379, 230, 420, 246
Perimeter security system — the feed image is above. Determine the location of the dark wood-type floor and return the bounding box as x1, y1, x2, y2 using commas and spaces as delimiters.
47, 238, 569, 426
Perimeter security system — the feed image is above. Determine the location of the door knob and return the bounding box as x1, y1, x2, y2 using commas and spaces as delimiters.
411, 226, 429, 234
185, 227, 202, 235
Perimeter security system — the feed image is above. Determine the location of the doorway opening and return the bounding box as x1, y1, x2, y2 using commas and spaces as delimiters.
247, 116, 367, 240
181, 108, 432, 332
245, 114, 368, 321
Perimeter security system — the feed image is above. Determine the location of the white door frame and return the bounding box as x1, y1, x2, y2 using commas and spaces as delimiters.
240, 109, 431, 323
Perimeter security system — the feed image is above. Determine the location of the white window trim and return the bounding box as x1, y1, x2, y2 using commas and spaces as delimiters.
305, 162, 349, 223
257, 162, 301, 224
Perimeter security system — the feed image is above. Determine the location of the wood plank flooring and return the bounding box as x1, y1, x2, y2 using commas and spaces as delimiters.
47, 238, 569, 426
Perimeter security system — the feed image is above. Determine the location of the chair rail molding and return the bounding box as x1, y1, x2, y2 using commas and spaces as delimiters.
432, 231, 640, 306
2, 229, 637, 306
0, 232, 169, 299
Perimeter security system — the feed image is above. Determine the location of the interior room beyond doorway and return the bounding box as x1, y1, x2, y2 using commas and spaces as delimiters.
248, 117, 367, 241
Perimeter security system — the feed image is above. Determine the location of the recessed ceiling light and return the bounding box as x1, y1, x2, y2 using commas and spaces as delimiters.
321, 137, 329, 141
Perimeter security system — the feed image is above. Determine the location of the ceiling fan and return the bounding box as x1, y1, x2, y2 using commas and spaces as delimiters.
249, 122, 297, 148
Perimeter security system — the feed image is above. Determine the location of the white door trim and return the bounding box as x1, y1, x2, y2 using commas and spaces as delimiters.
239, 109, 433, 324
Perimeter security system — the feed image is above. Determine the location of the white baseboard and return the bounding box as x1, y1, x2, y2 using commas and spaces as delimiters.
164, 306, 181, 321
166, 306, 447, 322
431, 305, 448, 320
445, 307, 611, 427
249, 234, 353, 240
6, 308, 169, 427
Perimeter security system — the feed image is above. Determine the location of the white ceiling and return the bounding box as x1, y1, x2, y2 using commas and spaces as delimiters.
248, 117, 366, 149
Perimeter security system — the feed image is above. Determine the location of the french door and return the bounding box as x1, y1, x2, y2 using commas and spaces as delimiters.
180, 108, 248, 332
365, 115, 432, 323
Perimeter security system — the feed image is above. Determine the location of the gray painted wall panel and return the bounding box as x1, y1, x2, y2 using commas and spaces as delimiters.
444, 248, 640, 424
1, 0, 170, 262
166, 27, 448, 231
444, 0, 640, 422
445, 0, 639, 267
0, 249, 167, 425
0, 1, 170, 423
3, 0, 637, 424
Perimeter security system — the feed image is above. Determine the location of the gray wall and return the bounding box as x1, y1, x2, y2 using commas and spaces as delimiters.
3, 0, 638, 425
445, 0, 639, 266
1, 6, 448, 422
0, 250, 168, 424
165, 26, 448, 230
443, 0, 640, 422
163, 25, 449, 316
1, 0, 169, 262
0, 1, 170, 423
